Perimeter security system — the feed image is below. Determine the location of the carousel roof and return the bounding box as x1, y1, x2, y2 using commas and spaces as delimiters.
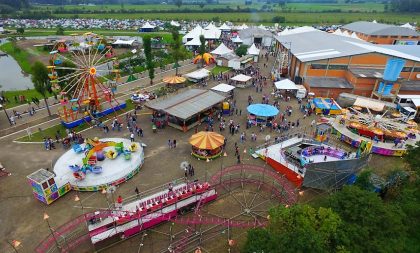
162, 76, 186, 84
189, 131, 225, 150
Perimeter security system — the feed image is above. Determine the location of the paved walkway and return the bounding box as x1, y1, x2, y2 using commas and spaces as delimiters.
0, 59, 198, 139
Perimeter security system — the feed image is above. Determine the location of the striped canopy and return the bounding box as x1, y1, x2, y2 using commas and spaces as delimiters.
162, 76, 186, 84
189, 131, 225, 150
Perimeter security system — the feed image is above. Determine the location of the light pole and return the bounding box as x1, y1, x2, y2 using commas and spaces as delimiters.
74, 194, 88, 226
6, 240, 21, 253
220, 152, 227, 185
43, 213, 61, 252
0, 104, 12, 126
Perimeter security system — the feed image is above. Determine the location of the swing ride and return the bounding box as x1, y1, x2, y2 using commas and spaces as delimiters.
48, 33, 125, 128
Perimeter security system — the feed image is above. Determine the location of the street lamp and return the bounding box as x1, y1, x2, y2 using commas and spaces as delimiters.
75, 194, 88, 226
6, 240, 21, 253
220, 152, 227, 185
43, 212, 61, 251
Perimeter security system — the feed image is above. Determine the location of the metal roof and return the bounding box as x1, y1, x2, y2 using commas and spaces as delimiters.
276, 30, 420, 63
306, 77, 353, 89
349, 68, 384, 79
342, 21, 419, 36
238, 27, 273, 39
145, 89, 225, 120
400, 80, 420, 92
276, 30, 371, 62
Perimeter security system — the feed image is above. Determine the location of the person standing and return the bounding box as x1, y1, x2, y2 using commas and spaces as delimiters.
130, 132, 135, 142
173, 139, 177, 148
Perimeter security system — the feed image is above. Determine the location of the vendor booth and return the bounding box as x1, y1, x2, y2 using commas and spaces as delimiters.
230, 74, 252, 88
247, 104, 279, 126
145, 89, 225, 132
184, 69, 210, 82
189, 131, 225, 160
211, 83, 235, 98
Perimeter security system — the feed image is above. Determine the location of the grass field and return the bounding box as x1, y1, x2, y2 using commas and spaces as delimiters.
0, 42, 33, 74
211, 66, 231, 75
48, 12, 419, 25
2, 89, 44, 109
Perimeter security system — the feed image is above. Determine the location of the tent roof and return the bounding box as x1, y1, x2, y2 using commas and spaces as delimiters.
279, 26, 316, 36
112, 39, 135, 45
354, 97, 385, 111
211, 83, 235, 93
141, 22, 155, 29
205, 23, 217, 30
189, 131, 225, 150
231, 74, 252, 82
185, 36, 202, 46
274, 79, 298, 90
247, 104, 279, 117
400, 23, 415, 30
219, 23, 231, 30
211, 43, 233, 55
145, 89, 225, 120
184, 68, 210, 80
203, 28, 221, 39
170, 20, 180, 27
232, 36, 243, 43
247, 44, 260, 55
183, 25, 204, 39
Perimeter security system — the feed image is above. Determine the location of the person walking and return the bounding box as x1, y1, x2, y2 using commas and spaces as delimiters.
173, 139, 177, 148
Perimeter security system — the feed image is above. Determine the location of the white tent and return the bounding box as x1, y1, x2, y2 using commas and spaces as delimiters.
274, 79, 298, 90
141, 22, 155, 29
211, 83, 235, 93
211, 43, 233, 55
170, 20, 180, 27
258, 24, 267, 30
247, 44, 260, 55
332, 29, 342, 36
232, 36, 243, 43
372, 20, 377, 23
237, 23, 249, 30
182, 25, 204, 43
278, 26, 316, 35
184, 68, 210, 81
205, 23, 217, 30
203, 28, 221, 40
401, 23, 415, 30
185, 36, 202, 46
112, 39, 135, 46
342, 30, 351, 37
219, 23, 231, 31
231, 74, 252, 82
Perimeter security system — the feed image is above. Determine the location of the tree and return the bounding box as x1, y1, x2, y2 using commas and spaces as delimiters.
198, 35, 206, 67
272, 16, 285, 23
56, 26, 64, 35
170, 27, 183, 75
143, 36, 154, 84
404, 142, 420, 176
243, 204, 343, 253
235, 45, 248, 57
16, 27, 24, 34
31, 61, 52, 116
174, 0, 182, 8
326, 186, 406, 253
199, 3, 205, 8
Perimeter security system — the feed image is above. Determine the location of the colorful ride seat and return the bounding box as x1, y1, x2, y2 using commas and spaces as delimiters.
91, 166, 102, 174
106, 150, 118, 159
69, 164, 81, 172
72, 144, 83, 153
73, 171, 86, 180
88, 156, 97, 165
123, 150, 131, 160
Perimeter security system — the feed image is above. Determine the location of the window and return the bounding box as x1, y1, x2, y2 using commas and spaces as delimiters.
413, 67, 420, 72
328, 65, 348, 70
401, 36, 409, 39
391, 36, 398, 38
311, 64, 327, 69
380, 35, 388, 38
371, 35, 378, 38
401, 67, 412, 72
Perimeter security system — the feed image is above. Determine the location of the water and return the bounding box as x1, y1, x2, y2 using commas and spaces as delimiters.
0, 55, 34, 91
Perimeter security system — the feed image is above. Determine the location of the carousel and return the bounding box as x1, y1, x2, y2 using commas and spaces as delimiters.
162, 76, 187, 88
189, 131, 225, 160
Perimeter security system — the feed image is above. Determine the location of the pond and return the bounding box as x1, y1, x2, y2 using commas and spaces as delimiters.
0, 39, 34, 91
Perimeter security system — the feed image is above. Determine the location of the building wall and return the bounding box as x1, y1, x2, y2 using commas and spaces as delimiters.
341, 29, 420, 45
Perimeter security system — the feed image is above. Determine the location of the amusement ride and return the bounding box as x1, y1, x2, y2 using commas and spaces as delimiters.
48, 33, 125, 128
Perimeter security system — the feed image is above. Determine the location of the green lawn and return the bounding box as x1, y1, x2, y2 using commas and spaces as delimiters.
49, 12, 419, 25
211, 66, 231, 75
16, 99, 135, 142
2, 89, 44, 109
0, 42, 32, 74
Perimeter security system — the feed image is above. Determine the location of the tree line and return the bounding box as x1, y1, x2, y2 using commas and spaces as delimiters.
243, 143, 420, 253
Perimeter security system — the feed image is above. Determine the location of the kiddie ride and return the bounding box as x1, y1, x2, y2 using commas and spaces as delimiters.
70, 138, 139, 180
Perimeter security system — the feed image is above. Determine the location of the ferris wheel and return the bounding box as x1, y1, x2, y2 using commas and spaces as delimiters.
47, 34, 125, 128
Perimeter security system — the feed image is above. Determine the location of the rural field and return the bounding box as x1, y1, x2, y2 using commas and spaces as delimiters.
20, 2, 418, 25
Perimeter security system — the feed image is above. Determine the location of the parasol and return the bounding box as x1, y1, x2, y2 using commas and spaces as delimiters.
189, 131, 225, 150
163, 76, 186, 84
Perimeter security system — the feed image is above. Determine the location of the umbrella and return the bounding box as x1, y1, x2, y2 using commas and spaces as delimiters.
189, 131, 225, 150
163, 76, 186, 84
247, 104, 279, 117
